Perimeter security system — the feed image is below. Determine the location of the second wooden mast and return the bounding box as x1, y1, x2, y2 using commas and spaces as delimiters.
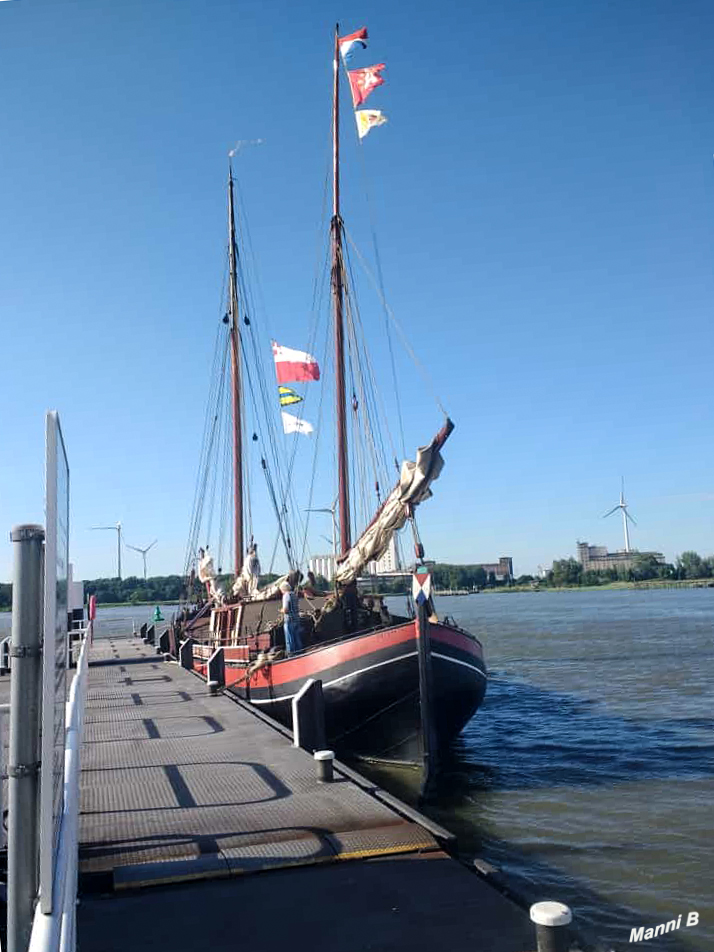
228, 167, 244, 576
332, 24, 351, 558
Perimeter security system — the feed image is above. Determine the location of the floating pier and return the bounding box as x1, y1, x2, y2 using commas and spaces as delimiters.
70, 626, 543, 951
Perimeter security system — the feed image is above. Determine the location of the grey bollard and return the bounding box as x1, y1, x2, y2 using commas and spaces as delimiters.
530, 902, 572, 952
207, 681, 219, 696
314, 750, 334, 783
179, 638, 195, 671
207, 647, 225, 689
291, 678, 326, 753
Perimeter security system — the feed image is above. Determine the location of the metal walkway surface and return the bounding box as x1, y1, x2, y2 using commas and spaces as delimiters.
77, 630, 537, 952
79, 631, 439, 887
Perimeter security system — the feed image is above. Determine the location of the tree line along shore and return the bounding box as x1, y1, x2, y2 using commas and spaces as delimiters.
1, 551, 713, 611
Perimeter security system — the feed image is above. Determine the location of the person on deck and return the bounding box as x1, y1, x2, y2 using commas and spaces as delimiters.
280, 581, 302, 654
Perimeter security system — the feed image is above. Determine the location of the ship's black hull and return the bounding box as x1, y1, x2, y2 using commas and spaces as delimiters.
213, 620, 487, 763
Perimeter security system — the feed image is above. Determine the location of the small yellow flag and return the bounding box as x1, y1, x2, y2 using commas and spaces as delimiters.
355, 109, 387, 140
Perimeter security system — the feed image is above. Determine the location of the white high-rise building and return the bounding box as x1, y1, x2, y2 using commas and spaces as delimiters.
368, 537, 399, 576
308, 554, 336, 582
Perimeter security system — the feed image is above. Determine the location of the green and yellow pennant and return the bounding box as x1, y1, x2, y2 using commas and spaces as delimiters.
278, 386, 303, 407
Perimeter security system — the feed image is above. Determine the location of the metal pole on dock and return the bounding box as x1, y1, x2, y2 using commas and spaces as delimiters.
8, 524, 45, 952
413, 570, 437, 802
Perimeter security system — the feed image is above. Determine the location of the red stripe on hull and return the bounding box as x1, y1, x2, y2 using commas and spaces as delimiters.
193, 623, 484, 696
430, 625, 483, 659
246, 622, 481, 691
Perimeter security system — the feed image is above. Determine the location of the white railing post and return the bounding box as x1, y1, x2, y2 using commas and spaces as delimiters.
0, 703, 10, 850
28, 619, 92, 952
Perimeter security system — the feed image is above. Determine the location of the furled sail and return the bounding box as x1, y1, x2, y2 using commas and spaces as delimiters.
334, 419, 454, 586
198, 550, 216, 584
232, 543, 261, 597
198, 549, 226, 602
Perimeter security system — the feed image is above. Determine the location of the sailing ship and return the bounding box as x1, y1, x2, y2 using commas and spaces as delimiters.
175, 26, 487, 767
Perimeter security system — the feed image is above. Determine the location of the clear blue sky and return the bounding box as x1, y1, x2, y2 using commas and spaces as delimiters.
1, 0, 713, 582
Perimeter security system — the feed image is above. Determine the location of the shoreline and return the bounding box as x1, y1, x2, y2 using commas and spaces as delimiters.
481, 579, 714, 594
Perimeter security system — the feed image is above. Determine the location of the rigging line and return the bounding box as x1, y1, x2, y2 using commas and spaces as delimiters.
353, 118, 407, 459
243, 395, 253, 547
218, 375, 234, 572
278, 144, 340, 544
343, 289, 378, 527
342, 242, 394, 492
205, 348, 229, 546
261, 454, 294, 569
184, 312, 228, 573
184, 320, 230, 575
236, 259, 296, 511
239, 333, 294, 567
231, 173, 277, 348
340, 221, 395, 474
349, 325, 379, 533
235, 274, 292, 537
343, 227, 449, 418
235, 254, 308, 572
269, 238, 333, 550
184, 312, 230, 565
303, 128, 334, 357
298, 317, 332, 568
343, 333, 364, 536
240, 351, 252, 552
242, 322, 303, 564
345, 284, 391, 495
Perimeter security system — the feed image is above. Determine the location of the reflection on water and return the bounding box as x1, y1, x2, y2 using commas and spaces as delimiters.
377, 589, 714, 952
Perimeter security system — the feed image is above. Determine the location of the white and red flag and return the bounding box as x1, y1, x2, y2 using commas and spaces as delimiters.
339, 27, 368, 62
347, 64, 386, 107
272, 341, 320, 383
355, 109, 387, 139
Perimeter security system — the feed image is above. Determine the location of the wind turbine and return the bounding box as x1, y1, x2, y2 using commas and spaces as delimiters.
126, 539, 158, 580
90, 521, 123, 578
603, 480, 637, 553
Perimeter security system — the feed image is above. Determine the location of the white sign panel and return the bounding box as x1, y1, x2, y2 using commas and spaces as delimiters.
40, 411, 69, 912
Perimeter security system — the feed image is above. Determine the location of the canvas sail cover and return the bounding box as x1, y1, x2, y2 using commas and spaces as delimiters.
198, 552, 216, 584
249, 574, 289, 602
334, 432, 446, 586
232, 545, 262, 597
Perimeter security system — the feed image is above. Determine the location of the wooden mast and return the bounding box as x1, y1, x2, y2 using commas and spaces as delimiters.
332, 24, 351, 556
228, 167, 244, 576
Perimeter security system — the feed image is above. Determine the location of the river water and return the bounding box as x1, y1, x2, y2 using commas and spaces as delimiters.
385, 588, 714, 952
1, 591, 711, 949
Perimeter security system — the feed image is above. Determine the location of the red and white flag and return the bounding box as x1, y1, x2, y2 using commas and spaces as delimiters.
272, 341, 320, 383
339, 26, 368, 62
347, 64, 386, 107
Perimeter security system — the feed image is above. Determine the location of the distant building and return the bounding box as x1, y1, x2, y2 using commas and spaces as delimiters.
477, 557, 514, 582
308, 554, 336, 582
576, 541, 665, 573
309, 538, 400, 583
368, 537, 399, 576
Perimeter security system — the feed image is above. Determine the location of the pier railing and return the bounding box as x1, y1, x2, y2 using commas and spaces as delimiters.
28, 622, 92, 952
0, 700, 9, 850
